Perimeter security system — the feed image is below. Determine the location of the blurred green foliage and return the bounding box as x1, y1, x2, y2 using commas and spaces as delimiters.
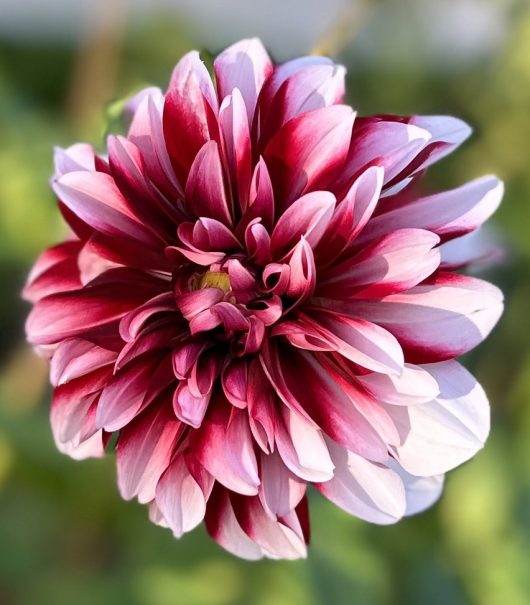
1, 4, 530, 605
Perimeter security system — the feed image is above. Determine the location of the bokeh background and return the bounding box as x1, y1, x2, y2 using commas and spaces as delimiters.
1, 1, 530, 603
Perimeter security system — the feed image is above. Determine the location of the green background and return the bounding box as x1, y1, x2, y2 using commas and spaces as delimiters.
1, 1, 530, 603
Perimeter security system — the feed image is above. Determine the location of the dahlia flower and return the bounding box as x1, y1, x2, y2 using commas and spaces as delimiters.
24, 38, 503, 560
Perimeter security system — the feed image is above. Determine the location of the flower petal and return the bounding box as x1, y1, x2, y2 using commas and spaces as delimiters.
387, 360, 490, 476
347, 272, 504, 362
163, 50, 219, 183
358, 176, 504, 246
264, 105, 355, 207
214, 38, 272, 122
318, 228, 440, 299
316, 439, 406, 524
117, 402, 181, 503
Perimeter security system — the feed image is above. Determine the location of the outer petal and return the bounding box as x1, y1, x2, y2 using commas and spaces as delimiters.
335, 120, 431, 195
214, 38, 272, 122
53, 171, 163, 248
258, 56, 345, 145
50, 338, 116, 387
54, 143, 96, 177
191, 402, 260, 496
356, 364, 440, 406
357, 176, 504, 246
316, 439, 406, 524
387, 360, 490, 476
346, 272, 504, 362
259, 449, 306, 517
116, 402, 181, 503
96, 353, 169, 432
388, 460, 445, 516
301, 308, 404, 375
23, 241, 83, 303
127, 88, 183, 198
163, 51, 219, 183
265, 344, 389, 462
205, 487, 264, 560
155, 456, 210, 538
318, 229, 440, 299
316, 166, 384, 266
231, 494, 307, 560
274, 406, 335, 482
26, 268, 165, 345
51, 366, 112, 448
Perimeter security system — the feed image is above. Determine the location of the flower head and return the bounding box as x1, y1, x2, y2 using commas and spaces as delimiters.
24, 38, 503, 560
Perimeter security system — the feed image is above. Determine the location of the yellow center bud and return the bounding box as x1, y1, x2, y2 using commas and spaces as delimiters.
197, 271, 232, 293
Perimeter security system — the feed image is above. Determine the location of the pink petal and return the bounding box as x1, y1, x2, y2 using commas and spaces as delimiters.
127, 88, 183, 198
225, 408, 260, 490
259, 449, 306, 517
172, 381, 211, 428
273, 347, 389, 461
117, 403, 181, 503
356, 364, 440, 406
318, 228, 440, 299
271, 191, 336, 257
316, 439, 406, 524
336, 120, 431, 195
387, 460, 445, 516
205, 487, 263, 560
107, 135, 180, 238
219, 88, 252, 212
406, 114, 472, 171
53, 171, 163, 248
191, 402, 260, 496
54, 143, 96, 178
247, 359, 276, 453
50, 338, 116, 386
231, 494, 307, 559
286, 238, 316, 303
316, 165, 384, 266
51, 366, 112, 445
56, 430, 106, 461
222, 359, 248, 408
264, 105, 355, 207
23, 241, 82, 303
387, 360, 489, 476
348, 272, 504, 362
274, 405, 335, 482
163, 51, 219, 183
175, 288, 224, 321
304, 308, 404, 375
214, 38, 272, 122
185, 141, 232, 225
259, 56, 345, 145
96, 353, 169, 432
358, 176, 503, 246
26, 268, 165, 345
155, 457, 210, 538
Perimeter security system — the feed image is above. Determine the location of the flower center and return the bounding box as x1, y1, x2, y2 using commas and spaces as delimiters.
197, 271, 232, 293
